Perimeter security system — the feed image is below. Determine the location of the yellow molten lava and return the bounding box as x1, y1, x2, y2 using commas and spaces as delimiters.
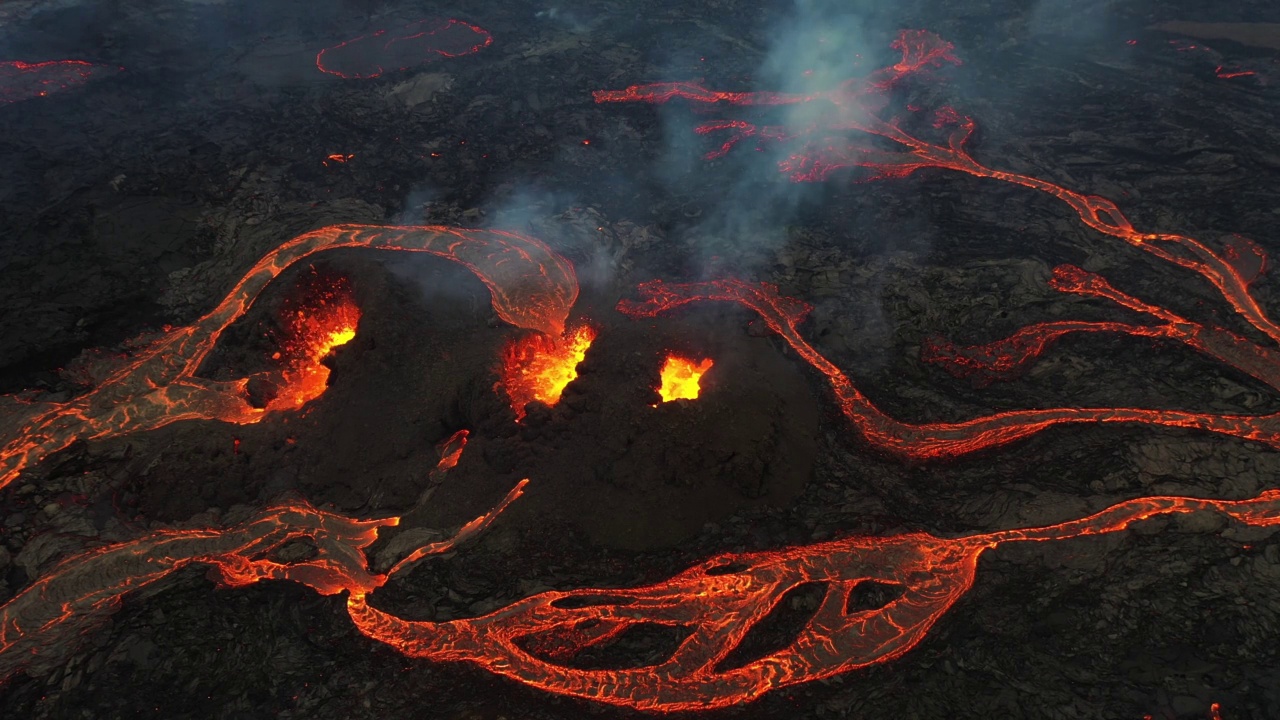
318, 327, 357, 357
658, 355, 713, 402
266, 297, 361, 412
498, 324, 596, 421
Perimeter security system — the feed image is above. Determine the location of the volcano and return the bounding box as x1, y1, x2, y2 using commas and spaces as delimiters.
2, 1, 1280, 719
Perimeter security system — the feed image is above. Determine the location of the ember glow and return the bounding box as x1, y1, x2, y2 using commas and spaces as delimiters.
264, 276, 361, 412
497, 324, 596, 421
316, 18, 493, 79
657, 355, 713, 402
0, 224, 578, 488
0, 60, 118, 104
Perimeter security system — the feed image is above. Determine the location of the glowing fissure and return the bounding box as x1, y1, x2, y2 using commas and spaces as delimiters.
316, 18, 493, 79
0, 60, 120, 105
2, 26, 1277, 716
0, 224, 578, 489
4, 469, 1278, 711
658, 355, 713, 402
497, 324, 596, 421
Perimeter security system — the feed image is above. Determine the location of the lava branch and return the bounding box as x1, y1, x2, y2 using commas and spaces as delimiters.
0, 224, 578, 489
0, 432, 528, 682
922, 264, 1280, 391
595, 29, 1280, 345
619, 278, 1280, 460
346, 490, 1280, 712
4, 458, 1278, 712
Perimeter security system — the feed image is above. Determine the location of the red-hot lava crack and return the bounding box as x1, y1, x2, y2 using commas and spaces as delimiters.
0, 60, 120, 104
0, 224, 578, 489
619, 278, 1280, 459
316, 18, 493, 79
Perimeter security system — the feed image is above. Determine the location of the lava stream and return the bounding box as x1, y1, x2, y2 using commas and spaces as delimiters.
595, 29, 1280, 345
921, 263, 1280, 393
5, 475, 1279, 711
0, 224, 578, 489
619, 279, 1280, 459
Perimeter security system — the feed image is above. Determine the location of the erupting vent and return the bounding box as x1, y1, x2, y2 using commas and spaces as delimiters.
265, 276, 361, 412
657, 355, 713, 403
498, 325, 596, 421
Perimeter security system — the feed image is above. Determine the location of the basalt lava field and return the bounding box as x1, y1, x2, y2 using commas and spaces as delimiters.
1, 1, 1280, 719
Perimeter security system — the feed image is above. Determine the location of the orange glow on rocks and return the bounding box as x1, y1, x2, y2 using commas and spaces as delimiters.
498, 325, 596, 421
265, 279, 361, 412
657, 355, 713, 402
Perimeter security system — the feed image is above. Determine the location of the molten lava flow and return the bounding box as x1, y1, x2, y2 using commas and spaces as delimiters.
0, 60, 119, 104
0, 224, 578, 488
346, 489, 1280, 711
434, 429, 469, 473
657, 355, 713, 402
264, 276, 361, 412
619, 279, 1280, 459
596, 30, 1280, 346
602, 28, 1280, 457
920, 264, 1280, 392
316, 18, 493, 79
5, 480, 1279, 711
497, 324, 596, 421
0, 472, 528, 682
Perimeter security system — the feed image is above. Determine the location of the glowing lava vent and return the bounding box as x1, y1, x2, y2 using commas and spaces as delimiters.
266, 276, 361, 411
657, 355, 713, 403
497, 324, 595, 421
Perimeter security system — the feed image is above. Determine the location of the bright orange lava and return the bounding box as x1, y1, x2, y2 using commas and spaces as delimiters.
4, 477, 1279, 712
497, 325, 596, 421
605, 29, 1280, 460
5, 27, 1280, 716
657, 355, 713, 402
0, 224, 578, 489
265, 281, 361, 412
